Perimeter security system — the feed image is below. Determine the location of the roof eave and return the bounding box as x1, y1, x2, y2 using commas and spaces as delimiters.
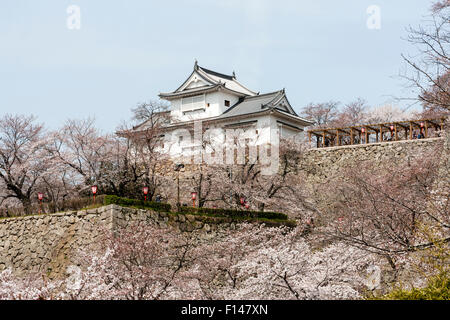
271, 109, 314, 126
159, 84, 249, 101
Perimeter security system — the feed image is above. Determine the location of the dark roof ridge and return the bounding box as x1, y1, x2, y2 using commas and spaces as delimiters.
243, 89, 284, 101
198, 66, 234, 80
160, 83, 220, 96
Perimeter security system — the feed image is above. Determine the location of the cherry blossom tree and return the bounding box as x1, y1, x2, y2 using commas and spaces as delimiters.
332, 98, 368, 127
300, 101, 340, 128
0, 268, 62, 300
230, 240, 374, 300
364, 104, 412, 124
0, 223, 379, 300
301, 99, 412, 129
99, 131, 145, 198
209, 138, 315, 219
0, 114, 54, 213
119, 101, 173, 201
401, 2, 450, 114
315, 141, 449, 271
48, 118, 155, 200
47, 118, 115, 195
62, 223, 198, 300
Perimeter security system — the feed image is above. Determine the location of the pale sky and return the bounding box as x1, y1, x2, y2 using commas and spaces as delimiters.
0, 0, 434, 132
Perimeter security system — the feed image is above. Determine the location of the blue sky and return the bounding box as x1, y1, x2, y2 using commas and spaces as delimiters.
0, 0, 434, 132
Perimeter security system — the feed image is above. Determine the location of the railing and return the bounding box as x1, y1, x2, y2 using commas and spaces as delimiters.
307, 117, 447, 148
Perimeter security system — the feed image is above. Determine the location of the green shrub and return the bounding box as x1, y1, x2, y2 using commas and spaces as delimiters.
178, 206, 288, 221
372, 272, 449, 300
104, 195, 171, 212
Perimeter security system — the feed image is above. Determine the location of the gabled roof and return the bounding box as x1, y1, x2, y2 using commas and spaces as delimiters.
219, 90, 284, 118
217, 89, 312, 126
159, 61, 257, 100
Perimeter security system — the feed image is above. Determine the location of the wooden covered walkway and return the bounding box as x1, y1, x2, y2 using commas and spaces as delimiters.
308, 117, 447, 148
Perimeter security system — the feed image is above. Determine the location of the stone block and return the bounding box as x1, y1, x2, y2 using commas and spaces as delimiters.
186, 215, 196, 222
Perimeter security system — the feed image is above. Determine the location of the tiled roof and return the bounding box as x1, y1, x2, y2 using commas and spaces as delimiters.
160, 62, 258, 98
217, 89, 313, 125
196, 65, 257, 96
218, 90, 283, 119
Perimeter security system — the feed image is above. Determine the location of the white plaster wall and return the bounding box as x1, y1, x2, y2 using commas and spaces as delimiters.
163, 115, 278, 160
169, 91, 241, 123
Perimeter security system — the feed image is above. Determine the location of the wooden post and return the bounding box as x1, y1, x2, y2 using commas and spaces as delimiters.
394, 124, 398, 141
322, 131, 326, 148
380, 126, 383, 142
350, 128, 354, 145
376, 131, 379, 142
425, 121, 428, 138
409, 122, 413, 140
365, 128, 368, 144
308, 132, 311, 145
336, 130, 340, 146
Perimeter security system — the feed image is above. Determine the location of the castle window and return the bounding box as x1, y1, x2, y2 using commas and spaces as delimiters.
225, 100, 230, 107
181, 94, 205, 111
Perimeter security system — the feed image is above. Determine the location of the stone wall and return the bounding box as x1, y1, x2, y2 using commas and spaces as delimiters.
0, 204, 235, 277
302, 137, 445, 182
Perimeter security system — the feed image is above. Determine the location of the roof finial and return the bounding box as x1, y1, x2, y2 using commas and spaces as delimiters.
194, 59, 198, 70
232, 70, 236, 79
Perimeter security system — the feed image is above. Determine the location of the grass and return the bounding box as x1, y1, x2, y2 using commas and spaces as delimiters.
0, 212, 51, 220
0, 203, 103, 221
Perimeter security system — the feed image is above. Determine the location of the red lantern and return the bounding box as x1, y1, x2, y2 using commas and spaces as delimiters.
390, 125, 394, 131
191, 192, 197, 207
143, 187, 149, 201
361, 127, 365, 133
240, 197, 245, 205
38, 192, 44, 214
91, 185, 98, 204
420, 122, 424, 128
245, 202, 250, 210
